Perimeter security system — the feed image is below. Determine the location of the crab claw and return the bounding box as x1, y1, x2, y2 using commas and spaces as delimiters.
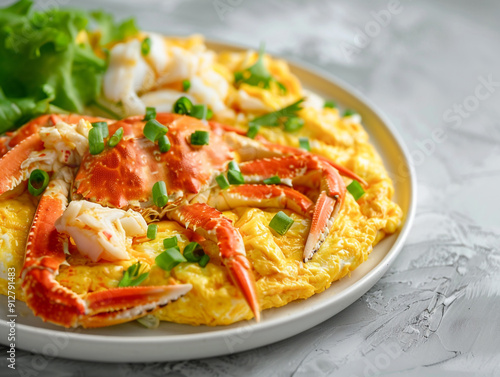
170, 202, 261, 321
239, 154, 346, 262
21, 168, 191, 328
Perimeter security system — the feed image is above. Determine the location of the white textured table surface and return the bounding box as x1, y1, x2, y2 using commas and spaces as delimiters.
1, 0, 500, 376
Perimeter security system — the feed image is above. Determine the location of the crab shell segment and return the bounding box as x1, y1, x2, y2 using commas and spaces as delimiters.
73, 113, 233, 209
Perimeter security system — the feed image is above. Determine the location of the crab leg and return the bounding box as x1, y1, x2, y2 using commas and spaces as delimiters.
238, 155, 346, 262
215, 122, 367, 186
22, 169, 191, 328
208, 184, 314, 216
169, 203, 260, 321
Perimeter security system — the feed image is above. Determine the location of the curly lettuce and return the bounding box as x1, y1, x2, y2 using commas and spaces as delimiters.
0, 0, 138, 133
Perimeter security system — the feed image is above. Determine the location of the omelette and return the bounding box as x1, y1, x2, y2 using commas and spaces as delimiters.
0, 34, 403, 326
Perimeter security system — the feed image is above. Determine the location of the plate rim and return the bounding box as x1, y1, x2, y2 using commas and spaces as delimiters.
0, 37, 417, 362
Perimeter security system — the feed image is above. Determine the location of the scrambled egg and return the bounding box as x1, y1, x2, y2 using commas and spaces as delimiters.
0, 36, 403, 326
0, 185, 37, 301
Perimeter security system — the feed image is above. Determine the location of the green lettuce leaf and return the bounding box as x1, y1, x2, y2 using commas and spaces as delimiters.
0, 0, 138, 133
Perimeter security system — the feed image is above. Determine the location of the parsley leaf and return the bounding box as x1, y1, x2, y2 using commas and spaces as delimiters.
118, 261, 149, 287
248, 98, 304, 128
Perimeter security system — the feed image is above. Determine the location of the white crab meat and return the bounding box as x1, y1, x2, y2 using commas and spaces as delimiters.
141, 89, 195, 113
103, 39, 154, 115
17, 119, 91, 187
104, 35, 229, 116
55, 201, 148, 262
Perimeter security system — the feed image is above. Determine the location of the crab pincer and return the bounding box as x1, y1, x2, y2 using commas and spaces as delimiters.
238, 154, 346, 262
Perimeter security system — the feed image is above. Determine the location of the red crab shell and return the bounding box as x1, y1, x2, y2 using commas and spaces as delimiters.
74, 113, 233, 208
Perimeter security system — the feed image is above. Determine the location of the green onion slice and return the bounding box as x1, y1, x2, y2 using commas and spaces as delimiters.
91, 121, 109, 138
190, 130, 210, 146
182, 79, 191, 92
143, 119, 168, 142
183, 242, 204, 263
118, 262, 149, 287
173, 96, 193, 115
28, 169, 49, 196
346, 180, 365, 201
163, 236, 178, 249
246, 125, 259, 139
299, 137, 310, 151
284, 117, 304, 132
228, 161, 240, 172
190, 104, 207, 120
158, 135, 171, 153
263, 175, 281, 185
152, 181, 168, 207
89, 127, 105, 155
143, 106, 157, 121
141, 37, 151, 56
216, 174, 230, 190
269, 211, 294, 235
147, 224, 158, 240
155, 247, 187, 271
227, 169, 244, 185
324, 101, 336, 109
108, 127, 124, 147
199, 254, 210, 268
343, 109, 356, 117
190, 105, 214, 121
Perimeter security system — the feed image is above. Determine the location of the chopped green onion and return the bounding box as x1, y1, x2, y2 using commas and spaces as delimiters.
152, 181, 168, 207
190, 130, 210, 146
182, 79, 191, 92
228, 169, 244, 185
191, 105, 213, 120
183, 242, 204, 262
190, 105, 214, 120
343, 109, 356, 117
141, 37, 151, 56
269, 211, 294, 235
91, 121, 109, 138
108, 127, 124, 147
155, 247, 187, 271
143, 119, 168, 142
88, 127, 105, 155
173, 96, 193, 115
158, 135, 171, 153
346, 180, 365, 201
324, 101, 336, 109
147, 224, 158, 240
118, 262, 149, 287
246, 125, 259, 139
299, 137, 310, 151
28, 169, 49, 196
284, 117, 304, 132
143, 106, 157, 121
163, 236, 178, 249
263, 175, 281, 185
216, 174, 230, 190
199, 254, 210, 268
228, 161, 240, 172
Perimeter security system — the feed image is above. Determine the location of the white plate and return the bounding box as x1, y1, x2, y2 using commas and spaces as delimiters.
0, 39, 416, 363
